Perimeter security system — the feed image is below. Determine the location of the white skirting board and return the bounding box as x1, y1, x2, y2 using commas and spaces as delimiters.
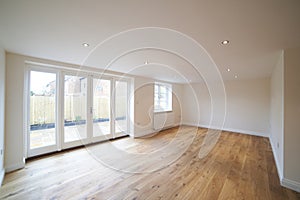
133, 129, 156, 138
281, 178, 300, 193
153, 112, 175, 131
5, 161, 25, 173
269, 138, 300, 193
134, 123, 180, 138
269, 136, 283, 180
182, 122, 268, 138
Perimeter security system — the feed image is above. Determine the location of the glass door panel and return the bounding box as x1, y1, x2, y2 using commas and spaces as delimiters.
92, 78, 111, 139
115, 81, 128, 136
29, 71, 57, 151
64, 75, 87, 143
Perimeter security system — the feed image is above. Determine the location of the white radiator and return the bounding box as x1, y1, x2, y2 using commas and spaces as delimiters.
153, 112, 175, 131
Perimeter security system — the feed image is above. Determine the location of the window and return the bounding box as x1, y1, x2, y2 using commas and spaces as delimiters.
154, 82, 172, 112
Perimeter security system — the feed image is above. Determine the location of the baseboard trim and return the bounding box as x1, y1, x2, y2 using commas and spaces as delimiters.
222, 127, 267, 138
181, 122, 268, 138
5, 162, 25, 173
268, 136, 283, 180
134, 124, 180, 138
134, 129, 156, 138
282, 178, 300, 193
0, 168, 5, 186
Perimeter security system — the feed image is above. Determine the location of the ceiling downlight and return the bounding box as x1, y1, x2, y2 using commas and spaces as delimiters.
221, 40, 229, 45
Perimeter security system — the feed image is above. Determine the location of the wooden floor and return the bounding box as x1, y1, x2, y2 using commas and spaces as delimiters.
0, 126, 299, 200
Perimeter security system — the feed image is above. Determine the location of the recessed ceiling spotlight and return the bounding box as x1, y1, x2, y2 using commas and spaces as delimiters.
144, 61, 148, 65
82, 43, 89, 47
227, 68, 231, 72
221, 40, 229, 45
234, 75, 238, 78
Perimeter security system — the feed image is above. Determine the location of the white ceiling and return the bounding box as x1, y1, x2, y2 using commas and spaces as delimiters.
0, 0, 300, 83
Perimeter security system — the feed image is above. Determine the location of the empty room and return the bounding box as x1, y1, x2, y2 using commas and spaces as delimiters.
0, 0, 300, 199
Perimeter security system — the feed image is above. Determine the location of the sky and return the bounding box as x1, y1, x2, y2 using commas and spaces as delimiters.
30, 71, 56, 94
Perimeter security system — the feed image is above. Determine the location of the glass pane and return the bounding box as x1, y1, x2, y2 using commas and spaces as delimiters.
64, 75, 87, 142
115, 81, 128, 134
30, 71, 56, 149
93, 79, 111, 137
154, 83, 172, 112
154, 85, 158, 93
167, 89, 172, 111
160, 85, 166, 93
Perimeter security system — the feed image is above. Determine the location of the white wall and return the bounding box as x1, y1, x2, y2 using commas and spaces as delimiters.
134, 77, 155, 136
270, 51, 284, 179
134, 77, 183, 137
182, 83, 208, 126
182, 78, 270, 136
0, 47, 5, 184
5, 53, 25, 172
283, 47, 300, 190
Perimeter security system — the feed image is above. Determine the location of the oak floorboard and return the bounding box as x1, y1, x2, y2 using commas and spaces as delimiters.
0, 126, 299, 200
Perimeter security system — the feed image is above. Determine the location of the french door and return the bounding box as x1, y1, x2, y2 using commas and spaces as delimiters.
114, 80, 129, 138
27, 68, 130, 157
92, 77, 113, 142
27, 70, 59, 156
62, 73, 89, 149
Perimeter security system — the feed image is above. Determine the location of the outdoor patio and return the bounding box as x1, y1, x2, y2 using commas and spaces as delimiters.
30, 120, 127, 149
